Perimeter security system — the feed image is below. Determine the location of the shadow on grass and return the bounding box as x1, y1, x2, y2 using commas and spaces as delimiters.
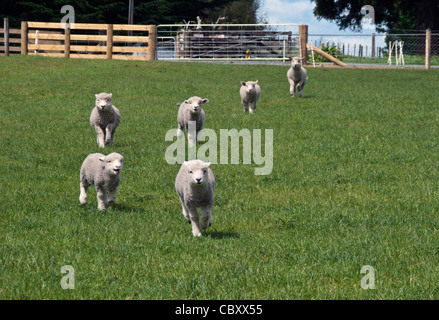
293, 95, 313, 99
78, 202, 147, 215
108, 202, 147, 213
205, 230, 239, 239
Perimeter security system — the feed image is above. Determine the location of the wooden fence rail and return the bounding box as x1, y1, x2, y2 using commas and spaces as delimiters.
0, 18, 22, 56
20, 21, 156, 61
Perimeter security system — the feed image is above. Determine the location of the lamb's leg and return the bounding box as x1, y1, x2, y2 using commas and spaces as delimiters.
108, 187, 117, 203
200, 205, 213, 229
292, 81, 298, 98
288, 79, 296, 98
249, 102, 256, 114
188, 206, 202, 237
298, 82, 305, 97
94, 126, 106, 148
105, 124, 115, 145
242, 101, 249, 113
177, 124, 184, 139
179, 198, 191, 223
96, 187, 108, 211
79, 181, 88, 205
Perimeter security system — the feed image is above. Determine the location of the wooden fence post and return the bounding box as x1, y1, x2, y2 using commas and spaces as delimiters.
371, 33, 375, 58
425, 28, 431, 70
21, 21, 28, 55
4, 18, 9, 56
64, 26, 70, 58
299, 24, 308, 64
106, 24, 113, 59
147, 25, 157, 61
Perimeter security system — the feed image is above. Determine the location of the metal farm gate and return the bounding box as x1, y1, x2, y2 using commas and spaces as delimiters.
156, 24, 300, 61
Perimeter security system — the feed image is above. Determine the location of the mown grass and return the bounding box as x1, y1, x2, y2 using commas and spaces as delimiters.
0, 56, 438, 300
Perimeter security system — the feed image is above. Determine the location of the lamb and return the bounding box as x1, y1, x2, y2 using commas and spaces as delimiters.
287, 57, 308, 97
175, 160, 215, 237
79, 152, 124, 210
90, 93, 121, 148
240, 80, 261, 114
177, 96, 209, 146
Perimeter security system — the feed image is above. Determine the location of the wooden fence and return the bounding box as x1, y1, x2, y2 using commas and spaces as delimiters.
0, 18, 21, 56
20, 21, 156, 61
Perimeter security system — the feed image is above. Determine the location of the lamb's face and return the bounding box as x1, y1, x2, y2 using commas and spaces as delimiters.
100, 153, 124, 176
185, 97, 209, 115
291, 57, 303, 70
95, 93, 113, 111
184, 160, 211, 186
242, 81, 258, 94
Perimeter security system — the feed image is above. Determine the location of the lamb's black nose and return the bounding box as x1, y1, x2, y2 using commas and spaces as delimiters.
196, 178, 202, 183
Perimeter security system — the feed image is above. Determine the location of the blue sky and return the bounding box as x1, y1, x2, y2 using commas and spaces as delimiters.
260, 0, 386, 57
261, 0, 360, 35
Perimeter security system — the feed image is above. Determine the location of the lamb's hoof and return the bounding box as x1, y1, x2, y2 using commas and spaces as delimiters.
193, 232, 202, 237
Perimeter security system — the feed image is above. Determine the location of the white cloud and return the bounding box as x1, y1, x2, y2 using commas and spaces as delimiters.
261, 0, 368, 34
262, 0, 313, 24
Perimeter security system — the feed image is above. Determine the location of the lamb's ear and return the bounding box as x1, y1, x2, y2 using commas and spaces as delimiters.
202, 98, 209, 104
99, 156, 105, 162
184, 100, 190, 104
297, 57, 304, 60
108, 93, 112, 98
95, 94, 99, 99
241, 81, 246, 86
255, 80, 259, 84
205, 162, 211, 168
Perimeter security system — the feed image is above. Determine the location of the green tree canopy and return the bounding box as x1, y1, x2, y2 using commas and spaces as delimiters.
311, 0, 439, 32
0, 0, 265, 28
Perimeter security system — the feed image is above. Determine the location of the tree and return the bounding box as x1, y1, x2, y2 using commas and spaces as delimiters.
311, 0, 439, 32
0, 0, 265, 28
201, 0, 267, 24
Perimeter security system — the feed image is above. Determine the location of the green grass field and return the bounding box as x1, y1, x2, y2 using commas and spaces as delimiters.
1, 56, 438, 299
340, 54, 439, 66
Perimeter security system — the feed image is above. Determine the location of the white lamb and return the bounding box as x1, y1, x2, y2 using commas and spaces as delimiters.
90, 93, 121, 148
79, 152, 124, 211
287, 57, 308, 97
177, 96, 209, 146
175, 160, 215, 237
240, 80, 261, 114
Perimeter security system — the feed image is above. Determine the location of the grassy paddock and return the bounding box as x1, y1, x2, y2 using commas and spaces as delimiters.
0, 56, 438, 299
340, 54, 439, 66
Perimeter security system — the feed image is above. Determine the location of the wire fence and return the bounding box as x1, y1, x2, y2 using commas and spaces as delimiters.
308, 31, 439, 66
3, 18, 438, 68
156, 24, 300, 61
